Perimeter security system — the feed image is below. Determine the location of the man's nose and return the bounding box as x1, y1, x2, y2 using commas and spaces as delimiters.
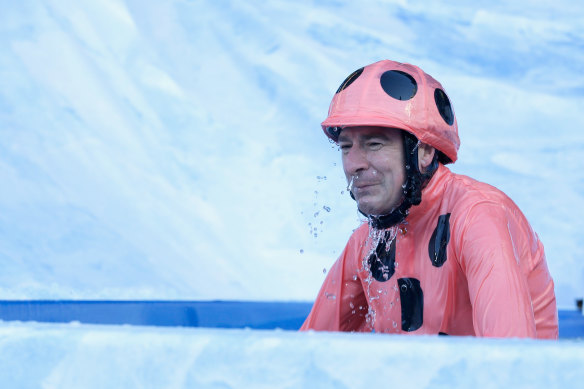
343, 146, 369, 176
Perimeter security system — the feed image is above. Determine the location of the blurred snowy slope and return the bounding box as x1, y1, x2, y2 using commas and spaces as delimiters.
0, 0, 583, 306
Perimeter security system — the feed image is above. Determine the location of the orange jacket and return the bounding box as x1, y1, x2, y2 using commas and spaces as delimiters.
301, 164, 558, 338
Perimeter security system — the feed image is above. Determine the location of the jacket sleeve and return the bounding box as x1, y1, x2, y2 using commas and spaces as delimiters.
457, 201, 538, 338
300, 230, 368, 332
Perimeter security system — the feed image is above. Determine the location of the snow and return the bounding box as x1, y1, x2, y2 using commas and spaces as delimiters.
2, 0, 582, 307
0, 321, 582, 389
1, 0, 583, 386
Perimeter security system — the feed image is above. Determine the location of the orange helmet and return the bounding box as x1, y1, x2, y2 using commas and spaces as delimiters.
322, 60, 460, 163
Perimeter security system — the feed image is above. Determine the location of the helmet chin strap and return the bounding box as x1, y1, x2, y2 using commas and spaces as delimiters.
350, 131, 438, 230
365, 199, 412, 230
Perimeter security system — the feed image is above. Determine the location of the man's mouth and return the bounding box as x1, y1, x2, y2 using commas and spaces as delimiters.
347, 175, 380, 194
354, 182, 377, 189
352, 182, 380, 198
353, 179, 380, 190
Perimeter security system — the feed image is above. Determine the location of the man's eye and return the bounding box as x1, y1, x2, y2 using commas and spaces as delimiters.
367, 142, 383, 150
339, 144, 351, 150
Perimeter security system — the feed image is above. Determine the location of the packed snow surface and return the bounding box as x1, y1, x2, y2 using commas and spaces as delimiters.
2, 0, 583, 307
0, 321, 582, 389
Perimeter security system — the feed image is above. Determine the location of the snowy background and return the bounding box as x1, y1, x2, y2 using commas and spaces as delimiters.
2, 0, 583, 307
1, 1, 584, 387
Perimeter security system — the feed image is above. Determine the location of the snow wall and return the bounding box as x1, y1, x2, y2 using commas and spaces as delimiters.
1, 322, 583, 389
1, 0, 583, 307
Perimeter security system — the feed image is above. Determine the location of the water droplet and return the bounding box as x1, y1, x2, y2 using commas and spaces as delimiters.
347, 176, 355, 192
313, 212, 320, 217
352, 275, 358, 281
322, 205, 331, 212
393, 321, 397, 328
299, 249, 304, 254
323, 268, 327, 274
325, 292, 336, 300
349, 302, 355, 309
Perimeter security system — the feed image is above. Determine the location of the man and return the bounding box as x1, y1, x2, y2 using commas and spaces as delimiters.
300, 60, 558, 338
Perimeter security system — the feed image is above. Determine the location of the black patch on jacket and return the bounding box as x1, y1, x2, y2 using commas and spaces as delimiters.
428, 213, 451, 267
368, 233, 396, 282
398, 277, 423, 332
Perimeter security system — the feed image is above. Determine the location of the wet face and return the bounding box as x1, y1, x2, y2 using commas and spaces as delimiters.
338, 126, 406, 216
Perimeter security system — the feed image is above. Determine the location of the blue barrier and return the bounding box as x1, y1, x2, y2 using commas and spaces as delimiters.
0, 301, 581, 338
0, 301, 311, 330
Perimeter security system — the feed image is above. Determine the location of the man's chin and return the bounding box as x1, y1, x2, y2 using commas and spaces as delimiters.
356, 201, 391, 217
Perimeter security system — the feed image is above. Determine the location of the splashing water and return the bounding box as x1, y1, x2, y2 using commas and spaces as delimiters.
360, 225, 399, 331
305, 177, 333, 239
347, 175, 355, 193
365, 305, 376, 330
412, 140, 421, 153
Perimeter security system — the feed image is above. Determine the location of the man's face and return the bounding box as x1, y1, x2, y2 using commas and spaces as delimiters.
338, 126, 406, 216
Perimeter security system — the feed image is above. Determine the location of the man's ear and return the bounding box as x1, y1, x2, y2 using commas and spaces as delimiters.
418, 143, 435, 174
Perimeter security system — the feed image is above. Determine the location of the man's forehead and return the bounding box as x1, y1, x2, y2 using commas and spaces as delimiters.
338, 126, 402, 140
